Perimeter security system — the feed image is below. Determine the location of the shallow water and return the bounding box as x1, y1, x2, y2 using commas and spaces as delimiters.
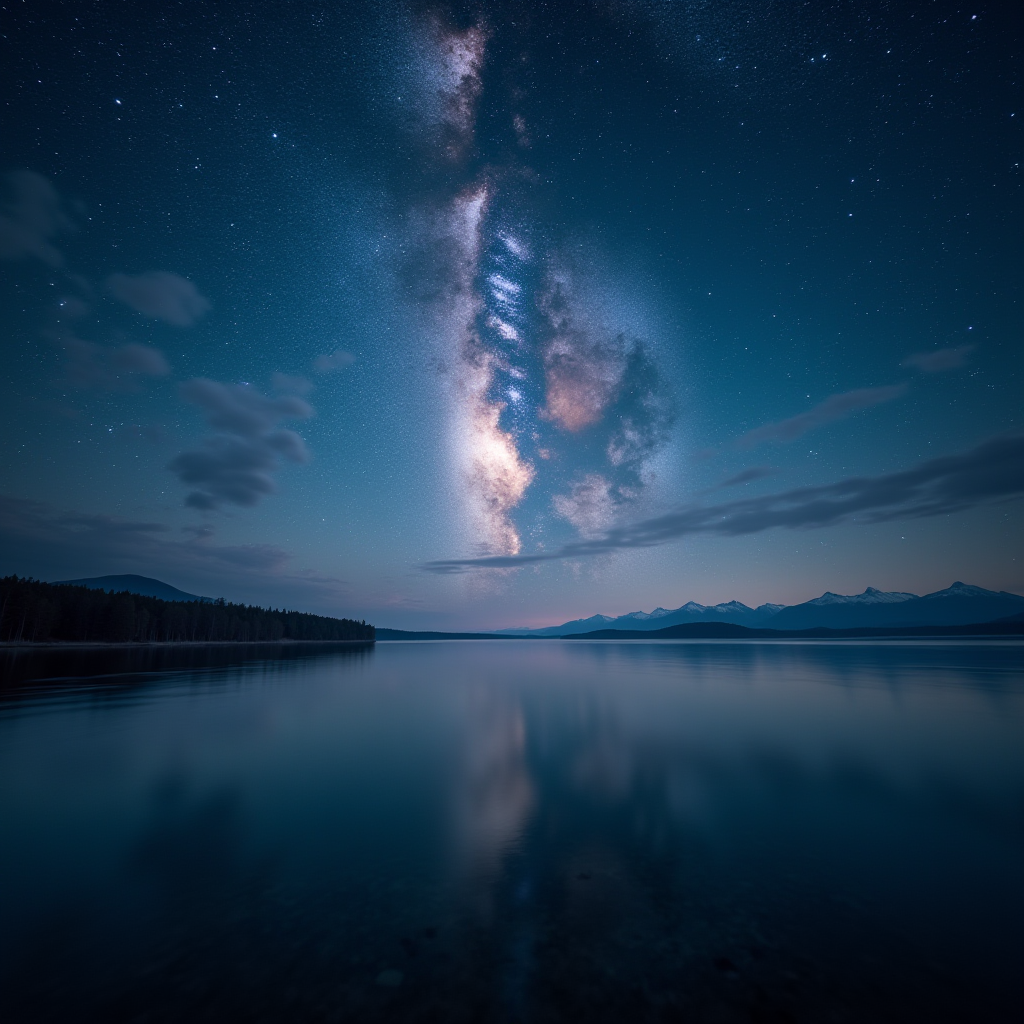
1, 639, 1021, 1023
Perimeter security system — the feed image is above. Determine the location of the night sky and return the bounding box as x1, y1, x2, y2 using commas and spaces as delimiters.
1, 1, 1020, 630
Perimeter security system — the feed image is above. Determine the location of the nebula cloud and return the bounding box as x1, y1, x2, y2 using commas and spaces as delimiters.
464, 392, 536, 553
538, 272, 628, 432
552, 474, 615, 537
412, 16, 487, 162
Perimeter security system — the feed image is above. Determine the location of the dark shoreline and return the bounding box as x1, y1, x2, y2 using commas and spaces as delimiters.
0, 639, 375, 649
377, 619, 1024, 641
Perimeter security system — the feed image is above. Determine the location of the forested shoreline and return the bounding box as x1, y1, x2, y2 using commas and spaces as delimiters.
0, 577, 374, 644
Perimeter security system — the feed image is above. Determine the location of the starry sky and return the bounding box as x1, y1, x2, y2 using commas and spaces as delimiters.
1, 0, 1021, 630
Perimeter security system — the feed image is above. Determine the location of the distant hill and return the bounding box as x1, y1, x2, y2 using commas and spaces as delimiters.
495, 600, 786, 636
54, 574, 212, 603
493, 583, 1024, 635
566, 617, 1024, 641
376, 628, 523, 640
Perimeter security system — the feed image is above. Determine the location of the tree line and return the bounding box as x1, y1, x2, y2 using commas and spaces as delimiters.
0, 576, 374, 644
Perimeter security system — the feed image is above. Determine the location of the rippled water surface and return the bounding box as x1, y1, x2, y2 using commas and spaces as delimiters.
1, 640, 1022, 1023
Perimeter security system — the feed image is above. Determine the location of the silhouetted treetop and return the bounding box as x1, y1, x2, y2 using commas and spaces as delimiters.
0, 576, 374, 643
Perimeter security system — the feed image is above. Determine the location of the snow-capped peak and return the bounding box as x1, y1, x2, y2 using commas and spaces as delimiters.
922, 582, 1003, 600
624, 607, 675, 620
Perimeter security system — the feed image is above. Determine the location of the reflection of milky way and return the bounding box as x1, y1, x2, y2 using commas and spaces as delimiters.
454, 691, 533, 912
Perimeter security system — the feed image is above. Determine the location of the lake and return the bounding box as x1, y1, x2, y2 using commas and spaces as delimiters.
1, 640, 1021, 1023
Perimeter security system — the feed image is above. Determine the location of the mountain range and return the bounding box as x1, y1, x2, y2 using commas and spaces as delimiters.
497, 583, 1024, 635
44, 576, 1024, 635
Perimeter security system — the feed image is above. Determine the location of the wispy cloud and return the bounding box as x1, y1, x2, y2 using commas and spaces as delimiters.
424, 433, 1024, 572
0, 495, 349, 605
271, 372, 314, 395
715, 466, 776, 489
736, 384, 907, 448
312, 349, 356, 372
108, 271, 211, 327
901, 345, 974, 373
0, 170, 74, 267
169, 379, 313, 510
52, 334, 171, 391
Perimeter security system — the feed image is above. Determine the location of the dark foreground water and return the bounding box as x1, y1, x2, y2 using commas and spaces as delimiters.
1, 641, 1022, 1024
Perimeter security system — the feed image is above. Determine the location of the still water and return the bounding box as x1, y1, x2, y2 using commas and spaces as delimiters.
1, 640, 1021, 1023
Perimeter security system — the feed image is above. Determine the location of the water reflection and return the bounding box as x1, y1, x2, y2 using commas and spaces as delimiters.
0, 640, 1021, 1022
0, 639, 373, 689
454, 687, 533, 912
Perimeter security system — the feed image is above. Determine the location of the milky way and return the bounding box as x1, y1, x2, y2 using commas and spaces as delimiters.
404, 12, 673, 560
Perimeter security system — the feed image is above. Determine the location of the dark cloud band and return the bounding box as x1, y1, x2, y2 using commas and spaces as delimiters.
424, 433, 1024, 572
168, 379, 314, 510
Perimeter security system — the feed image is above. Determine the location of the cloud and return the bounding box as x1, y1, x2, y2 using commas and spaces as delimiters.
271, 372, 314, 395
715, 466, 776, 489
108, 271, 211, 326
552, 474, 615, 537
424, 432, 1024, 572
737, 384, 907, 448
0, 494, 349, 604
0, 170, 74, 267
901, 345, 975, 373
52, 333, 170, 390
169, 379, 313, 510
312, 349, 356, 372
